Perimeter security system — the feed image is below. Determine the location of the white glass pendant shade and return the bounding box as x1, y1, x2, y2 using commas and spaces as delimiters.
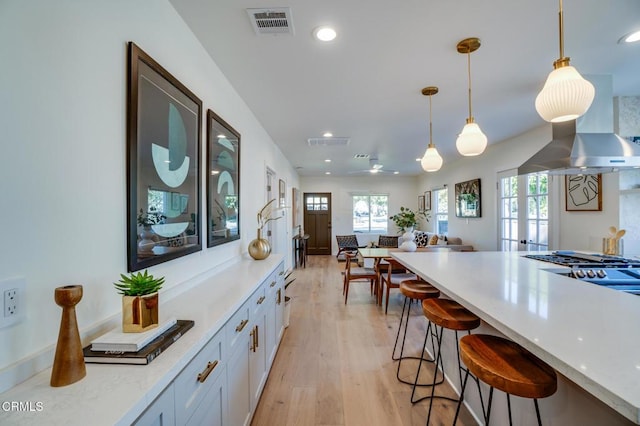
456, 122, 487, 156
535, 65, 595, 123
421, 145, 443, 172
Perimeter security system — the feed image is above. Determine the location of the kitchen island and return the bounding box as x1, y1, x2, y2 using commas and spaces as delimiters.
393, 250, 639, 426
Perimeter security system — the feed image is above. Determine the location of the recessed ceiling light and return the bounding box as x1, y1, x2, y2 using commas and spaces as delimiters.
325, 171, 331, 175
313, 26, 337, 42
415, 158, 421, 162
323, 132, 333, 137
620, 30, 640, 43
325, 159, 331, 162
217, 134, 226, 139
393, 171, 399, 175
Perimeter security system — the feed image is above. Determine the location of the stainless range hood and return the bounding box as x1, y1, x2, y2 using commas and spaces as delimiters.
518, 75, 640, 175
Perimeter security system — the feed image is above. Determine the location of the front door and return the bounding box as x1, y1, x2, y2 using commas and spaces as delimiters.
304, 192, 331, 255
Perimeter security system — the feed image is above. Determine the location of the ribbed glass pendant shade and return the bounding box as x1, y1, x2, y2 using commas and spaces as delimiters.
421, 145, 443, 172
535, 66, 595, 123
456, 122, 487, 156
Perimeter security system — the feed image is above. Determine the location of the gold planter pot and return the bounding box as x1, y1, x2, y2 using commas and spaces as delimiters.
122, 292, 159, 333
248, 229, 271, 260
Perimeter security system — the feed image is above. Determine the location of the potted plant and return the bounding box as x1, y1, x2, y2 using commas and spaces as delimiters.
389, 206, 427, 233
114, 270, 165, 333
283, 269, 295, 328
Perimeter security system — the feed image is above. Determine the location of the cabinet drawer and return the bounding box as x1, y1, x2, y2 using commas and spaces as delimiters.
227, 303, 250, 354
175, 330, 225, 425
266, 271, 279, 295
250, 284, 267, 316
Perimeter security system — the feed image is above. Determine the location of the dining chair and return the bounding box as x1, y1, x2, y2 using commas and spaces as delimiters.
377, 235, 399, 248
380, 258, 418, 314
336, 234, 364, 259
343, 252, 378, 305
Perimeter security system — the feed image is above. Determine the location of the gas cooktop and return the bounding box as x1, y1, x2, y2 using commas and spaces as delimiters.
524, 251, 640, 268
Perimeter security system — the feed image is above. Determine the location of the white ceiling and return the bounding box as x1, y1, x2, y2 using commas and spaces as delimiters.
170, 0, 640, 177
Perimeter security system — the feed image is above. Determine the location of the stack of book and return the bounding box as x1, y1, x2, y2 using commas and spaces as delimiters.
83, 318, 194, 365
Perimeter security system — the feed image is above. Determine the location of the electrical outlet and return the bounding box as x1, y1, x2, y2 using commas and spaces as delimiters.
0, 277, 25, 328
4, 288, 18, 316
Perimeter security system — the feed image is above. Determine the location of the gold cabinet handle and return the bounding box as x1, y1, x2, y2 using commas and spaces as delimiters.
255, 325, 259, 349
197, 360, 219, 383
278, 270, 284, 276
250, 327, 256, 352
270, 280, 277, 287
235, 319, 249, 333
257, 296, 266, 304
277, 288, 282, 305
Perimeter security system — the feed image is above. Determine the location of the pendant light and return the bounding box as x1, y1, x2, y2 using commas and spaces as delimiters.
420, 86, 443, 172
456, 37, 487, 157
535, 0, 594, 122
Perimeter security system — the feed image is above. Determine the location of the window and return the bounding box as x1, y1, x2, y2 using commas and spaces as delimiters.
352, 194, 388, 233
499, 171, 548, 252
434, 188, 448, 235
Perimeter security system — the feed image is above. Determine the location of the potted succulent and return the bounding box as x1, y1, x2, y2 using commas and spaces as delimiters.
283, 269, 295, 328
114, 270, 165, 333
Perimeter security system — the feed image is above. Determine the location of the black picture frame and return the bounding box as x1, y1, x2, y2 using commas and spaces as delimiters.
424, 191, 432, 211
455, 178, 481, 218
418, 195, 425, 212
127, 42, 202, 271
206, 109, 240, 247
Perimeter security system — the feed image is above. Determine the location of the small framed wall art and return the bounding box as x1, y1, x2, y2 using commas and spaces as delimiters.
455, 178, 481, 218
424, 191, 432, 211
418, 195, 425, 212
565, 174, 602, 211
206, 109, 240, 247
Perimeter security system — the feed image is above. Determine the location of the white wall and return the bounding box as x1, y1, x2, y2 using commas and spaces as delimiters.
418, 125, 620, 251
300, 175, 420, 253
0, 0, 298, 377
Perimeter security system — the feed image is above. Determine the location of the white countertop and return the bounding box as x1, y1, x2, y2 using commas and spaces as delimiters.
0, 254, 283, 426
392, 250, 640, 425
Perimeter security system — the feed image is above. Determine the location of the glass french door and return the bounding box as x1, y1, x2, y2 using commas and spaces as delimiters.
499, 171, 549, 252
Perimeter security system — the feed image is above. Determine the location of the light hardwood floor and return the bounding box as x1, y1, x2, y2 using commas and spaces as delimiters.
251, 255, 478, 426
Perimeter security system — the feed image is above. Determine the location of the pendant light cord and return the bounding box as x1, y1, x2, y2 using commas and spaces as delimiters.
428, 94, 433, 145
467, 50, 473, 120
558, 0, 564, 59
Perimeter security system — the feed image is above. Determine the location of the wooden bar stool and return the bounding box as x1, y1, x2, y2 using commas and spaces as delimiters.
454, 334, 557, 426
417, 298, 486, 425
392, 279, 440, 386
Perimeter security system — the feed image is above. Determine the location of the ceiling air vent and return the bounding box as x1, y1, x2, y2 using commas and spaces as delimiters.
307, 137, 350, 147
246, 8, 294, 35
353, 154, 370, 159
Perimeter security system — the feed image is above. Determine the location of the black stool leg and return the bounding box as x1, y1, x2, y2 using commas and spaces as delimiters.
453, 368, 470, 425
507, 393, 513, 426
534, 399, 542, 426
392, 296, 410, 361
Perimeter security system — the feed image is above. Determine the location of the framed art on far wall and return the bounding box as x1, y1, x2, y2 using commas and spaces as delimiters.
126, 42, 202, 272
206, 109, 240, 247
418, 195, 425, 212
455, 178, 481, 218
424, 191, 432, 211
565, 174, 602, 211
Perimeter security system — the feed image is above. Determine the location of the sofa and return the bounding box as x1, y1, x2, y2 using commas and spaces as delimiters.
402, 231, 474, 251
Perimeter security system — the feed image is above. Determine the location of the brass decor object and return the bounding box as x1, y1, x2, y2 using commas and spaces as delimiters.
249, 199, 281, 260
51, 285, 86, 387
455, 37, 487, 157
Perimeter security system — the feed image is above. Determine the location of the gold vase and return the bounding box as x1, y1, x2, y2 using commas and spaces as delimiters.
122, 292, 159, 333
248, 229, 271, 260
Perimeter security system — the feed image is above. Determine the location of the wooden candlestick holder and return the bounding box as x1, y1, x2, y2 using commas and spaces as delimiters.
50, 285, 86, 387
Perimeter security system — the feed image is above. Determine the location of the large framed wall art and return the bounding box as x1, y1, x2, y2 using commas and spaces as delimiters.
206, 109, 240, 247
455, 178, 481, 218
565, 174, 602, 211
127, 42, 202, 271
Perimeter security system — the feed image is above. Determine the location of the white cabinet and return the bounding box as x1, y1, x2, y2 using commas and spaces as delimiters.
226, 300, 252, 426
133, 383, 175, 426
174, 329, 226, 425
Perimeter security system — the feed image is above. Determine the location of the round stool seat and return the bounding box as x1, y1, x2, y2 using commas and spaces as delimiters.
400, 280, 440, 300
459, 334, 557, 399
422, 298, 481, 331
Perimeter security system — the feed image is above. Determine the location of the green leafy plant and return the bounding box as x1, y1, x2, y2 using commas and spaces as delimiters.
389, 206, 428, 232
137, 208, 166, 227
114, 270, 165, 296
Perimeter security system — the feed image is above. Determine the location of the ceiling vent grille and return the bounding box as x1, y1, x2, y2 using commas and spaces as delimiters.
246, 8, 294, 35
353, 154, 370, 159
307, 137, 350, 147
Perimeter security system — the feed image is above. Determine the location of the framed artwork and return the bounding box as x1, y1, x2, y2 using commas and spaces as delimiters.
279, 179, 286, 208
565, 174, 602, 211
424, 191, 432, 211
292, 187, 301, 229
127, 42, 202, 271
455, 178, 481, 218
207, 109, 240, 247
418, 195, 425, 212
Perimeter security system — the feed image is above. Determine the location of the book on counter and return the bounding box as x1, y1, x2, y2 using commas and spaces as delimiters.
91, 318, 178, 352
83, 319, 194, 365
